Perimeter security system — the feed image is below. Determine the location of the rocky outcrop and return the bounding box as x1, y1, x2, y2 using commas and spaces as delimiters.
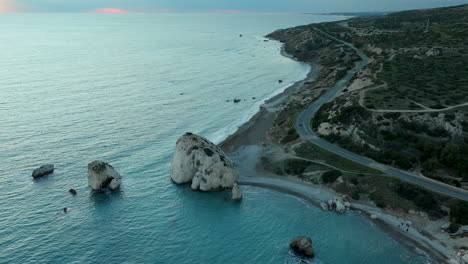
32, 164, 54, 178
171, 133, 239, 192
327, 197, 351, 214
289, 236, 314, 258
232, 183, 243, 200
320, 202, 329, 211
87, 161, 122, 191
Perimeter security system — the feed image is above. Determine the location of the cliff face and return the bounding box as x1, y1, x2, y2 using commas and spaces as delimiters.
171, 133, 238, 192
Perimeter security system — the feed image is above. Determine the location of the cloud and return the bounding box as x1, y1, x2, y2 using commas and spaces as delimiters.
0, 0, 27, 12
87, 8, 130, 13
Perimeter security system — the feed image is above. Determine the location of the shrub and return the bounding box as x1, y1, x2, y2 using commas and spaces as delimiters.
321, 170, 342, 183
284, 159, 312, 176
450, 201, 468, 225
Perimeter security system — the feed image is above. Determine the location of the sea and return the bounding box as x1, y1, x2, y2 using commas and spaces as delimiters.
0, 13, 431, 263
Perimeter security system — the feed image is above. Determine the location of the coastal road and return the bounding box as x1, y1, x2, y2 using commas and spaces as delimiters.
295, 28, 468, 202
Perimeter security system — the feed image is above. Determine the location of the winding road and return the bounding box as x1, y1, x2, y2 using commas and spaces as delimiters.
295, 28, 468, 202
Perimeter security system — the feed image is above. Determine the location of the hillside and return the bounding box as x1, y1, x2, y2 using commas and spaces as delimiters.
268, 4, 468, 190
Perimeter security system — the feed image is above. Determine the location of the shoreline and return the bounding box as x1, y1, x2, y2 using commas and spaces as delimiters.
238, 175, 447, 263
219, 47, 319, 149
219, 42, 454, 263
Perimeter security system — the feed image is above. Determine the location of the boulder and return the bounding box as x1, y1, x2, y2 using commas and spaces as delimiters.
320, 202, 329, 211
87, 161, 122, 191
370, 214, 378, 220
289, 236, 314, 258
171, 133, 238, 192
344, 202, 351, 210
335, 201, 346, 214
326, 197, 348, 214
32, 164, 54, 178
232, 183, 243, 200
462, 254, 468, 263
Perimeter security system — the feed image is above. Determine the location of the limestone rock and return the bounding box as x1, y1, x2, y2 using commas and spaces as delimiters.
320, 202, 329, 211
335, 201, 346, 213
370, 214, 378, 220
171, 133, 238, 192
87, 161, 122, 191
462, 254, 468, 263
32, 164, 54, 178
232, 183, 243, 200
289, 236, 314, 258
327, 197, 348, 214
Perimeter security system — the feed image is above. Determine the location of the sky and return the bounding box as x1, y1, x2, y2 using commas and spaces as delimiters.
1, 0, 467, 13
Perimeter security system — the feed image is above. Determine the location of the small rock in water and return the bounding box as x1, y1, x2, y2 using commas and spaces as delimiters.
232, 183, 243, 200
239, 34, 243, 37
252, 97, 256, 100
320, 202, 329, 211
63, 208, 68, 213
278, 80, 283, 83
69, 189, 77, 195
87, 161, 122, 191
233, 99, 241, 103
290, 236, 314, 258
32, 164, 54, 178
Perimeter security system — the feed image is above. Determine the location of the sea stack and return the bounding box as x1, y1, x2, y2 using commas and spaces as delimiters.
32, 164, 54, 178
87, 161, 122, 191
290, 236, 315, 258
171, 133, 241, 196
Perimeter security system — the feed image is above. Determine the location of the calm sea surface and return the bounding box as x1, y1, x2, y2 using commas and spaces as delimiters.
0, 13, 429, 263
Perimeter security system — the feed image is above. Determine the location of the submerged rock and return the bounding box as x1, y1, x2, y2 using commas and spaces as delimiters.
232, 183, 243, 200
87, 161, 122, 191
69, 189, 77, 195
171, 133, 238, 192
290, 236, 314, 258
32, 164, 54, 178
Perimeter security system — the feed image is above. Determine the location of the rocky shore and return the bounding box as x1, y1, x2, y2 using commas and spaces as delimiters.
219, 43, 467, 263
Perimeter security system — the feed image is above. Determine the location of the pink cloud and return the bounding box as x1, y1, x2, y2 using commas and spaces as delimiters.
88, 8, 131, 13
0, 0, 27, 13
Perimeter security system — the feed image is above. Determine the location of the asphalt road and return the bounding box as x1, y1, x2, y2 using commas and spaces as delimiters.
295, 28, 468, 201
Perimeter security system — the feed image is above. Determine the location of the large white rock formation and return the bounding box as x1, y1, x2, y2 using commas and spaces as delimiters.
87, 161, 122, 191
171, 133, 240, 195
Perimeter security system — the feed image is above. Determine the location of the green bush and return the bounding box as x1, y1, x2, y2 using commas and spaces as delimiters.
321, 170, 342, 183
450, 201, 468, 225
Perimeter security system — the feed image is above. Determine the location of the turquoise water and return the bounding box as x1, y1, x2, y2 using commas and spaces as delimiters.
0, 14, 430, 263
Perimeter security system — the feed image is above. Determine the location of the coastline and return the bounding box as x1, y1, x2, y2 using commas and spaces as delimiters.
219, 47, 319, 149
218, 43, 454, 263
